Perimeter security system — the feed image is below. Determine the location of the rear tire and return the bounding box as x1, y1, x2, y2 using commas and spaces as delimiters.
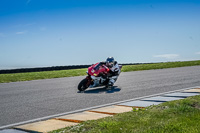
78, 78, 89, 91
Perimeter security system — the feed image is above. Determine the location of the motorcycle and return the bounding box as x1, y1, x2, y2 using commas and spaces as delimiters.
78, 63, 122, 91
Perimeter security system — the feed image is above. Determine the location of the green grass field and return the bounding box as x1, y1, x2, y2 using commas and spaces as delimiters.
50, 95, 200, 133
0, 60, 200, 83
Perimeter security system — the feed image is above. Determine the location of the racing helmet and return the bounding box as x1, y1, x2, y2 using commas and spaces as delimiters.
106, 57, 114, 67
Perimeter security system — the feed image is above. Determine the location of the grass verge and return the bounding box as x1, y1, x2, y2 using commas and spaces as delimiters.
50, 95, 200, 133
0, 60, 200, 83
0, 68, 87, 83
122, 60, 200, 72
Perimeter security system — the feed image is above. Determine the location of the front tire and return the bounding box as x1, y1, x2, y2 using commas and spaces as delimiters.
78, 78, 89, 91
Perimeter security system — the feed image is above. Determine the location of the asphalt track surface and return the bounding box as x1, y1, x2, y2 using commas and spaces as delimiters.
0, 66, 200, 127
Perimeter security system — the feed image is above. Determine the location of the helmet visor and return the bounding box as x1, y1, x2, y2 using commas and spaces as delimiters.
107, 58, 114, 63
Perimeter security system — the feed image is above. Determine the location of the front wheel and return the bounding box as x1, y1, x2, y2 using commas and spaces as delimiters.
78, 78, 89, 91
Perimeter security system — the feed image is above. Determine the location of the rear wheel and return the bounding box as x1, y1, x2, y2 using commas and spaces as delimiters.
78, 78, 89, 91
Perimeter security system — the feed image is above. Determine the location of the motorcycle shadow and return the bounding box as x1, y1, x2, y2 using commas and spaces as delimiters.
79, 86, 121, 94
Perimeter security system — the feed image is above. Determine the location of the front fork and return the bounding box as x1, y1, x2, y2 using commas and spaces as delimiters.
86, 75, 93, 87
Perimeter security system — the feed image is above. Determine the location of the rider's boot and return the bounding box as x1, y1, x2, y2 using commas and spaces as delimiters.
106, 79, 114, 89
108, 79, 115, 86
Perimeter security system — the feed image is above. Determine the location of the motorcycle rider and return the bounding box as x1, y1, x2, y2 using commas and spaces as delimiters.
105, 57, 120, 86
90, 57, 120, 87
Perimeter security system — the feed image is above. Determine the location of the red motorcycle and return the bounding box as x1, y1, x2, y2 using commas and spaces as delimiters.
78, 63, 122, 91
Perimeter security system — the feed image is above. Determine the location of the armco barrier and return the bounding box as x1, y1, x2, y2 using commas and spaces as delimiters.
0, 63, 151, 74
0, 65, 90, 74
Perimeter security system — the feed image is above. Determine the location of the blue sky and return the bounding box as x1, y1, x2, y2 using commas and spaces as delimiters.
0, 0, 200, 69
